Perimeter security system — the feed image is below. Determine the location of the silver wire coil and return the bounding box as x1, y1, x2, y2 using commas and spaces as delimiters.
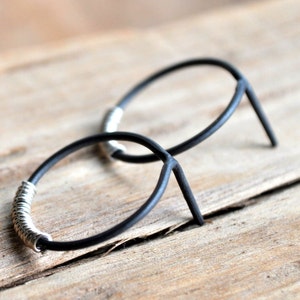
99, 106, 127, 158
12, 181, 52, 252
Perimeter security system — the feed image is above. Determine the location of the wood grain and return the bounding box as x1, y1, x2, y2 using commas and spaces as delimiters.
1, 183, 299, 299
0, 0, 299, 295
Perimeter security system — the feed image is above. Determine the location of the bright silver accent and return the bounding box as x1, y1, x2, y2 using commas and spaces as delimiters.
12, 181, 52, 252
99, 106, 127, 158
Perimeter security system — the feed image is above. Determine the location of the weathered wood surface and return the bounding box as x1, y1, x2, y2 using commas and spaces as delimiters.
1, 184, 299, 299
0, 0, 299, 297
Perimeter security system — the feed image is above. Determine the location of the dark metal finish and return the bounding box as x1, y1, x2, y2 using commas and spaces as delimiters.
12, 57, 279, 253
26, 132, 203, 251
101, 58, 277, 163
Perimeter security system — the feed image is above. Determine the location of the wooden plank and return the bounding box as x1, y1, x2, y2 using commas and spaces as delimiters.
1, 0, 300, 288
1, 183, 299, 299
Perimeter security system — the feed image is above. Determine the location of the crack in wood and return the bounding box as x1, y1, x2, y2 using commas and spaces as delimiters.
1, 179, 299, 292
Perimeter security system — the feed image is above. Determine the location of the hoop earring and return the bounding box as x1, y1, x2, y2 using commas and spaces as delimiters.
12, 132, 203, 252
99, 58, 278, 163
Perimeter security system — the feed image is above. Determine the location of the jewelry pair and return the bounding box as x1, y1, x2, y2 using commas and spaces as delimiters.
12, 58, 277, 252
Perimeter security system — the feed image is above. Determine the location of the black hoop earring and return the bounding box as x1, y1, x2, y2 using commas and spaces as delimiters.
12, 132, 203, 252
99, 58, 278, 163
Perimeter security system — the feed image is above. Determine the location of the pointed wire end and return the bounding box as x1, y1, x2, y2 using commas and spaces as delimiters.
267, 129, 278, 148
271, 138, 278, 148
195, 214, 205, 226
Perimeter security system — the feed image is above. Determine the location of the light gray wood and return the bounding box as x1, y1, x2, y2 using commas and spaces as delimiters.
1, 184, 299, 299
0, 0, 299, 296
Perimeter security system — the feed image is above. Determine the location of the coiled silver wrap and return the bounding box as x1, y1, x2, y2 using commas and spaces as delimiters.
99, 106, 127, 158
12, 181, 52, 252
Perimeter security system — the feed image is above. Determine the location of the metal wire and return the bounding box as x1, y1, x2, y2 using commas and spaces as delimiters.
11, 181, 52, 252
13, 132, 203, 252
99, 106, 126, 158
11, 57, 279, 253
99, 58, 278, 163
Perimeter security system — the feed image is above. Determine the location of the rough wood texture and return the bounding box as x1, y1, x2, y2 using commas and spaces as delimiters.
0, 0, 299, 297
1, 184, 299, 299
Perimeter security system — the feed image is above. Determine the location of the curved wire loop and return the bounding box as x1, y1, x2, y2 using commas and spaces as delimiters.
12, 132, 203, 252
99, 58, 278, 163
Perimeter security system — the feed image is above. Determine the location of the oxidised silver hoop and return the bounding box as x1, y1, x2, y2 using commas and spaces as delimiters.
12, 132, 204, 252
99, 57, 277, 163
